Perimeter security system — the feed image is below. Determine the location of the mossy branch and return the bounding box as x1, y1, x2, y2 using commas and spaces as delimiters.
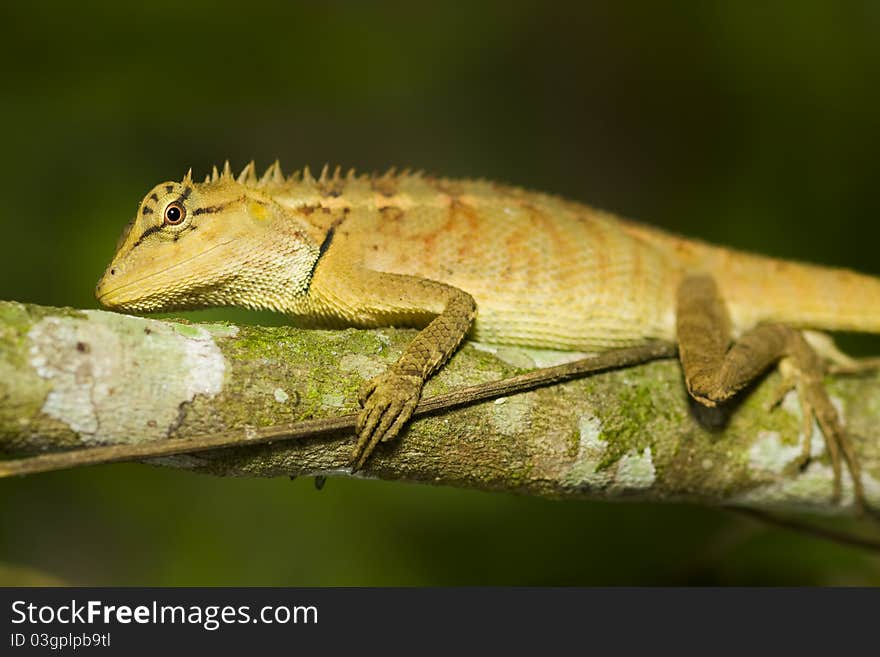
1, 300, 879, 515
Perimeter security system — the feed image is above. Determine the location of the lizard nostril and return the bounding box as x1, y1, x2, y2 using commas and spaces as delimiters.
110, 269, 116, 275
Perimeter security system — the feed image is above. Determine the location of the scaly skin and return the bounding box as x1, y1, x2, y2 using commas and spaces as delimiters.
95, 162, 880, 499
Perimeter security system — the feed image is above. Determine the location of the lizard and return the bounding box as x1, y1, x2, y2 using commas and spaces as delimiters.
95, 161, 880, 511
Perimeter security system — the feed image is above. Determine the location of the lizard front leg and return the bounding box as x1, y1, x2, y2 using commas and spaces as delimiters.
310, 266, 476, 470
353, 275, 475, 469
353, 281, 475, 469
676, 274, 867, 511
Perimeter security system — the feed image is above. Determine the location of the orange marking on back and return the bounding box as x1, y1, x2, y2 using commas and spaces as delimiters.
450, 198, 480, 233
522, 201, 580, 269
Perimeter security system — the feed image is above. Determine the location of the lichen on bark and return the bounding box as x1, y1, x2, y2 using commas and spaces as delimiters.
1, 300, 878, 515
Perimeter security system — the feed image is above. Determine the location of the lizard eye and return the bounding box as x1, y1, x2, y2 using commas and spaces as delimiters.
164, 202, 186, 226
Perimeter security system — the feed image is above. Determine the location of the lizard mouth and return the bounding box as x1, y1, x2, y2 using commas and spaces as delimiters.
96, 240, 235, 308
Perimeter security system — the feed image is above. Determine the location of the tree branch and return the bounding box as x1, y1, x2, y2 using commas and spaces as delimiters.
1, 300, 878, 515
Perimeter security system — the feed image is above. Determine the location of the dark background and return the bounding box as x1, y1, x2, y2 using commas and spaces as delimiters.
1, 2, 879, 585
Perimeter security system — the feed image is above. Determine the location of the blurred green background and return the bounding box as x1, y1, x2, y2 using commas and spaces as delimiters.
2, 2, 880, 585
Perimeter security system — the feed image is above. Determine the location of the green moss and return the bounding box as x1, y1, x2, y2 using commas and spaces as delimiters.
0, 303, 48, 451
206, 324, 387, 436
0, 301, 88, 327
592, 371, 660, 470
564, 426, 581, 460
169, 322, 203, 339
0, 302, 92, 453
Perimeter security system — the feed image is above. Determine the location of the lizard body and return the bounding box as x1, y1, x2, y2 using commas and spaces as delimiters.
96, 162, 880, 505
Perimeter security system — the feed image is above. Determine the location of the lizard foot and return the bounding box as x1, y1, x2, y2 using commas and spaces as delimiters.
774, 354, 868, 512
766, 360, 817, 473
351, 369, 423, 471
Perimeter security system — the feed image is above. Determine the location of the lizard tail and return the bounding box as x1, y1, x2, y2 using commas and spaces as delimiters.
618, 220, 880, 334
710, 251, 880, 334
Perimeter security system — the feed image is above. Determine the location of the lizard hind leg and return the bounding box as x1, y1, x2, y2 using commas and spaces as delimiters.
801, 330, 880, 376
676, 275, 868, 512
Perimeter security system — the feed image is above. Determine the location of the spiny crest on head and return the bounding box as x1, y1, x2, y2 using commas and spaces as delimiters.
201, 160, 278, 187
259, 160, 285, 186
315, 163, 347, 196
236, 161, 257, 185
193, 160, 422, 191
315, 164, 345, 184
375, 166, 397, 182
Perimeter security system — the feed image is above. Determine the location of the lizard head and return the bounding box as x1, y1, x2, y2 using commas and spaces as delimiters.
95, 162, 321, 312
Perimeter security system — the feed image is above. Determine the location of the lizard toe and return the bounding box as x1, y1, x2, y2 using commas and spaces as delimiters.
383, 397, 418, 442
358, 378, 379, 406
765, 358, 797, 413
350, 370, 424, 469
351, 429, 384, 472
352, 400, 387, 464
371, 403, 403, 446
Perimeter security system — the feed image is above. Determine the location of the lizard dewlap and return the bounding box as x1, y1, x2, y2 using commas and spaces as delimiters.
96, 161, 880, 508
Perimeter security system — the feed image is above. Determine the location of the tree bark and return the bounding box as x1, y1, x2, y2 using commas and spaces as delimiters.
1, 300, 878, 514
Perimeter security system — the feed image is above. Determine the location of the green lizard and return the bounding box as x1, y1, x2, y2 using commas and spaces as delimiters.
95, 162, 880, 510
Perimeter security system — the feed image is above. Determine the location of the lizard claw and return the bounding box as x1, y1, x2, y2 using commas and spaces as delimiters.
351, 370, 423, 471
768, 359, 813, 472
785, 359, 857, 507
803, 380, 844, 503
760, 347, 865, 508
765, 359, 797, 413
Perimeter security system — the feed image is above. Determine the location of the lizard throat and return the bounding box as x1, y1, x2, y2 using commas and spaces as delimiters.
97, 237, 322, 314
96, 240, 236, 308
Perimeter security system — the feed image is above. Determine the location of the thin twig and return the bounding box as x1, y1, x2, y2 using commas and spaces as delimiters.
729, 507, 880, 553
0, 341, 677, 478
